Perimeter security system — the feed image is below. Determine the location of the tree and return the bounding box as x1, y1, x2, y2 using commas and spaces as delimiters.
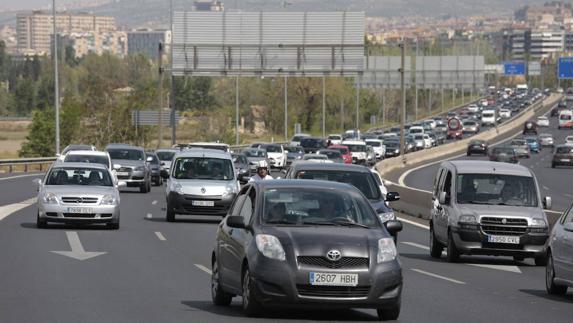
174, 76, 215, 111
19, 109, 55, 157
13, 77, 35, 116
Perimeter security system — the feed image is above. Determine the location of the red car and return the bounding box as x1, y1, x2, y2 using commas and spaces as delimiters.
328, 145, 352, 164
447, 117, 463, 140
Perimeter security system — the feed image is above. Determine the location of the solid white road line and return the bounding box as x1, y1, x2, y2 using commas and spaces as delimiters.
0, 197, 37, 221
397, 216, 430, 230
411, 268, 466, 285
195, 264, 212, 275
0, 173, 44, 182
154, 231, 166, 241
146, 213, 153, 219
401, 241, 430, 250
468, 264, 522, 274
152, 200, 158, 205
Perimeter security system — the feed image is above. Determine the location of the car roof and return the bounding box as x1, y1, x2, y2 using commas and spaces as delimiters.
446, 160, 532, 177
251, 179, 357, 191
156, 148, 178, 152
65, 150, 109, 157
105, 143, 142, 150
51, 162, 108, 170
189, 142, 229, 147
173, 148, 231, 158
289, 161, 371, 173
341, 140, 365, 145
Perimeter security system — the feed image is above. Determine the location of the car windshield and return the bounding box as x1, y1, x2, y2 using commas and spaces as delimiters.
262, 188, 379, 227
511, 140, 526, 146
525, 138, 537, 143
62, 145, 93, 154
146, 154, 159, 164
410, 128, 423, 134
107, 149, 144, 161
64, 155, 110, 168
456, 174, 538, 207
318, 150, 342, 159
264, 145, 282, 153
284, 146, 304, 153
156, 151, 176, 161
493, 147, 514, 154
45, 167, 113, 186
295, 170, 381, 200
328, 135, 341, 140
301, 138, 323, 148
244, 149, 266, 158
556, 147, 573, 154
172, 157, 234, 180
560, 114, 572, 120
345, 144, 366, 152
304, 155, 327, 160
292, 135, 307, 141
482, 113, 494, 117
232, 155, 248, 164
366, 141, 381, 147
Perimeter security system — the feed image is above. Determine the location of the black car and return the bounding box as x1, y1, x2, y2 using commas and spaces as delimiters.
384, 142, 401, 158
488, 146, 518, 164
523, 121, 538, 135
232, 153, 250, 183
145, 151, 163, 186
300, 137, 327, 154
466, 140, 488, 156
211, 180, 403, 320
284, 162, 400, 228
284, 145, 305, 166
316, 149, 344, 163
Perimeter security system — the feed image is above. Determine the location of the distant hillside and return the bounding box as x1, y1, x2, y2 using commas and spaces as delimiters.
0, 0, 560, 28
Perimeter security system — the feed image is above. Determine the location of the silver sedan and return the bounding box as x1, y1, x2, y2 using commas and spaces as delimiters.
36, 163, 124, 229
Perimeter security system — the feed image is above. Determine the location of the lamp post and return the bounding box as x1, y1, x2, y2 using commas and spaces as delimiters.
53, 0, 60, 155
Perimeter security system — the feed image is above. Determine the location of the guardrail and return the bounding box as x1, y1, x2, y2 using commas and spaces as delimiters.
0, 157, 57, 173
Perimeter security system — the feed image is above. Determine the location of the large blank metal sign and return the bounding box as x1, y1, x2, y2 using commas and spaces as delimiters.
172, 11, 365, 76
359, 56, 412, 89
415, 56, 485, 89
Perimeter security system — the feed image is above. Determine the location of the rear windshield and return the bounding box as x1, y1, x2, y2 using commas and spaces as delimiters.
556, 147, 573, 154
366, 141, 381, 147
232, 155, 248, 164
330, 147, 349, 154
493, 147, 514, 154
345, 144, 366, 152
46, 167, 113, 186
157, 151, 176, 161
295, 170, 380, 200
482, 113, 494, 118
244, 150, 266, 158
560, 114, 572, 120
264, 145, 282, 153
107, 149, 144, 161
64, 155, 109, 168
318, 150, 342, 159
410, 128, 423, 134
284, 146, 304, 153
301, 138, 324, 148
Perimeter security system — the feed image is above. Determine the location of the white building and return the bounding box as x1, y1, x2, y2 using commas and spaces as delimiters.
127, 30, 171, 61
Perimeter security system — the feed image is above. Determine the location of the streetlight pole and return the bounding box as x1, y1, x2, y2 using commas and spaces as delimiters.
284, 75, 288, 141
170, 0, 176, 146
399, 41, 406, 164
53, 0, 60, 155
322, 76, 326, 138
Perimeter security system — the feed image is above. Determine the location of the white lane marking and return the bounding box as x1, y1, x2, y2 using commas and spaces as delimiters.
0, 197, 37, 221
0, 173, 44, 182
154, 231, 166, 241
401, 241, 430, 251
152, 200, 158, 205
397, 216, 430, 230
51, 231, 106, 261
146, 213, 153, 219
565, 194, 573, 198
468, 264, 522, 274
411, 268, 466, 285
195, 264, 212, 275
542, 185, 549, 191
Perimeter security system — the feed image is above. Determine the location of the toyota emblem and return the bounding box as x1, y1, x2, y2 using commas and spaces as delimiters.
200, 187, 206, 194
326, 250, 342, 261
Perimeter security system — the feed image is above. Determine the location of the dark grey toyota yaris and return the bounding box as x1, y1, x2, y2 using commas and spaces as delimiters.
211, 179, 403, 320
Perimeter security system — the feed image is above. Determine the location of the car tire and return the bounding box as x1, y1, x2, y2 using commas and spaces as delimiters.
140, 183, 148, 193
429, 225, 443, 258
535, 255, 548, 266
467, 152, 471, 156
36, 212, 47, 229
211, 259, 233, 306
166, 207, 175, 222
107, 221, 120, 230
552, 163, 556, 168
242, 267, 262, 317
546, 251, 568, 295
377, 302, 400, 321
446, 230, 460, 263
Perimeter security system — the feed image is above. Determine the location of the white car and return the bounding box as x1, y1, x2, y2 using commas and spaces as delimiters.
499, 108, 511, 119
302, 154, 333, 163
408, 126, 424, 135
537, 116, 550, 127
467, 104, 479, 113
565, 136, 573, 146
327, 134, 342, 145
341, 140, 368, 164
413, 134, 432, 150
365, 139, 386, 160
62, 150, 118, 183
262, 144, 287, 169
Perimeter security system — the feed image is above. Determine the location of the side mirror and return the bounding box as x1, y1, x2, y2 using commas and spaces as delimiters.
146, 156, 154, 162
160, 169, 170, 179
439, 191, 450, 205
226, 216, 246, 229
113, 164, 121, 170
385, 220, 403, 235
385, 192, 400, 202
56, 153, 61, 157
563, 222, 573, 233
117, 181, 127, 188
543, 196, 552, 210
33, 178, 42, 186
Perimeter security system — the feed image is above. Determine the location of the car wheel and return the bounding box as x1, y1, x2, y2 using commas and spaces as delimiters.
140, 183, 148, 193
166, 206, 175, 222
467, 152, 471, 156
377, 302, 400, 321
107, 221, 120, 230
546, 251, 568, 295
211, 259, 233, 306
36, 212, 47, 229
429, 225, 443, 258
242, 267, 262, 317
446, 230, 460, 263
535, 255, 548, 266
552, 163, 556, 168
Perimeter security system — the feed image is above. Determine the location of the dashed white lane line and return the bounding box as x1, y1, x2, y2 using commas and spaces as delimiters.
152, 200, 158, 205
146, 213, 153, 219
542, 185, 549, 191
154, 231, 166, 241
401, 241, 430, 251
0, 197, 37, 221
564, 193, 573, 198
0, 173, 44, 182
397, 216, 430, 230
411, 268, 466, 285
195, 264, 212, 275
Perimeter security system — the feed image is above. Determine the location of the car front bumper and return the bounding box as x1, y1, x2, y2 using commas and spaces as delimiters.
167, 192, 235, 216
116, 170, 147, 186
451, 227, 548, 258
248, 253, 402, 309
38, 203, 120, 224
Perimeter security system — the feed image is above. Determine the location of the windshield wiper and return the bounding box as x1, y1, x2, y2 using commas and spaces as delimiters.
328, 219, 369, 228
301, 220, 337, 226
461, 200, 494, 205
266, 220, 298, 225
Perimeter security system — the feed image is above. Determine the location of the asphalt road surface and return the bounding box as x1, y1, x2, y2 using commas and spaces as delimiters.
403, 108, 573, 213
0, 175, 572, 322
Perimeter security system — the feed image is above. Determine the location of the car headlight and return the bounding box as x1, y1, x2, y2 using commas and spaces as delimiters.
377, 238, 397, 263
172, 183, 183, 194
222, 184, 238, 198
297, 155, 302, 159
378, 212, 395, 223
100, 194, 116, 205
531, 218, 547, 227
42, 192, 58, 204
255, 234, 286, 261
134, 166, 145, 171
459, 215, 477, 223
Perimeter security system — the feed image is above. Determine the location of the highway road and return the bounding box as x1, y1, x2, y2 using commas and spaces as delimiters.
402, 107, 573, 213
0, 175, 572, 322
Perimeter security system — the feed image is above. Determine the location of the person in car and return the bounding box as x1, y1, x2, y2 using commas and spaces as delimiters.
249, 160, 273, 182
266, 203, 286, 222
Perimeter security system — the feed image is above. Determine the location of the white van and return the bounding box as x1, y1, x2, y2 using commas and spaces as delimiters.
409, 126, 424, 135
481, 109, 496, 126
558, 110, 573, 129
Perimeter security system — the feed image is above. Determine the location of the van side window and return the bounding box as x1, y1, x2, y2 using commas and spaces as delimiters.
562, 205, 573, 224
239, 188, 257, 225
443, 171, 452, 196
433, 169, 444, 196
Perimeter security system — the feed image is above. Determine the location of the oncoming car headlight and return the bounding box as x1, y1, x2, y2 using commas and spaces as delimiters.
172, 183, 183, 194
255, 234, 286, 261
134, 166, 145, 172
42, 192, 58, 204
100, 194, 116, 205
378, 212, 395, 223
377, 238, 397, 263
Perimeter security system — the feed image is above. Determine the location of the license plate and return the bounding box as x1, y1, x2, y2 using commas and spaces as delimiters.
488, 235, 520, 244
309, 272, 358, 286
67, 207, 94, 214
117, 172, 129, 176
192, 200, 214, 207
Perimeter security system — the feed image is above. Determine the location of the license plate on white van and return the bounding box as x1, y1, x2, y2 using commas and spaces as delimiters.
309, 272, 358, 286
192, 200, 214, 207
488, 235, 520, 244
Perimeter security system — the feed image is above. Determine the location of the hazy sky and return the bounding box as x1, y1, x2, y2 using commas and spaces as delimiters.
1, 1, 93, 11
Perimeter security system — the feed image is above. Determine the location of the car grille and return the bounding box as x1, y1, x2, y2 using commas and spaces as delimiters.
297, 285, 370, 298
181, 204, 228, 215
63, 213, 97, 218
297, 256, 369, 269
61, 197, 99, 204
118, 167, 132, 172
481, 217, 528, 236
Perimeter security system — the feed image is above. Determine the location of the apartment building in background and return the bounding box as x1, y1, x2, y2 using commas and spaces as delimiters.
17, 11, 116, 55
127, 30, 171, 61
57, 31, 128, 58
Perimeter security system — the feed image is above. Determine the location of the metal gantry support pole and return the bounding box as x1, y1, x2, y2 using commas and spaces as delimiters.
53, 0, 60, 155
158, 42, 164, 149
170, 0, 176, 146
381, 88, 386, 127
355, 75, 361, 131
400, 41, 406, 164
236, 75, 240, 145
322, 76, 326, 138
284, 75, 288, 141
